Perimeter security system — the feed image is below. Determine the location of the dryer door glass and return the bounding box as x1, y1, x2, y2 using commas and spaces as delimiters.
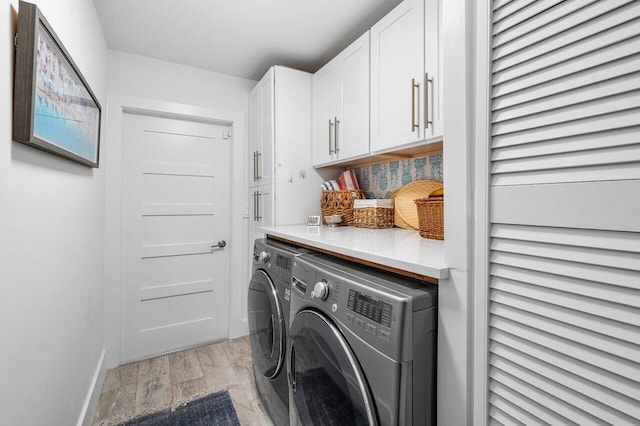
248, 269, 285, 379
289, 309, 378, 426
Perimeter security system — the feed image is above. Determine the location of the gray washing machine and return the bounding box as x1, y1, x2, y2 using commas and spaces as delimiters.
288, 253, 437, 426
248, 238, 310, 425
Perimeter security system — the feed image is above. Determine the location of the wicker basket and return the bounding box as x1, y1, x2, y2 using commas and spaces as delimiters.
415, 195, 444, 239
321, 190, 366, 226
353, 199, 394, 229
392, 180, 443, 230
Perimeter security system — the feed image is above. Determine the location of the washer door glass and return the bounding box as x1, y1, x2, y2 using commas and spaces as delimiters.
289, 309, 378, 426
248, 269, 284, 379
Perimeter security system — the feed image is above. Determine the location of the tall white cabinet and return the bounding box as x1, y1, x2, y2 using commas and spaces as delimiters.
248, 66, 323, 244
370, 0, 442, 152
313, 31, 370, 166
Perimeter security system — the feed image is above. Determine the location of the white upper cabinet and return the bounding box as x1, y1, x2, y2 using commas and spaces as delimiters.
248, 67, 274, 187
313, 31, 370, 166
340, 32, 370, 160
370, 0, 424, 152
424, 0, 443, 139
370, 0, 442, 153
312, 58, 340, 165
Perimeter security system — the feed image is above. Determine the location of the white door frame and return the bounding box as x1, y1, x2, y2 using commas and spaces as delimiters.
103, 95, 247, 368
472, 0, 492, 424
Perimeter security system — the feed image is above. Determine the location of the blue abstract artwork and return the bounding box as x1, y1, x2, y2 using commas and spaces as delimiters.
33, 26, 100, 162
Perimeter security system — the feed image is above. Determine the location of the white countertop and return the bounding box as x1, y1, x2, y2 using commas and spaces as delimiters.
258, 224, 448, 280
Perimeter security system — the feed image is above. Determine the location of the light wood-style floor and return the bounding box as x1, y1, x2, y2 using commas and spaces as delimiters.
92, 336, 274, 426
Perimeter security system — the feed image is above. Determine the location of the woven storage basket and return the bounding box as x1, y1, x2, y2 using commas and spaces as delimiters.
321, 190, 366, 226
353, 199, 394, 229
415, 195, 444, 239
392, 180, 443, 230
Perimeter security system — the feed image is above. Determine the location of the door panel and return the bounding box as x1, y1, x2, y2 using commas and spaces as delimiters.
260, 69, 274, 186
485, 1, 640, 423
122, 112, 230, 362
340, 31, 370, 160
370, 0, 424, 152
313, 62, 340, 165
249, 68, 274, 187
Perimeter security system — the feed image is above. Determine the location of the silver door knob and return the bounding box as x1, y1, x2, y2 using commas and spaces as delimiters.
212, 240, 227, 250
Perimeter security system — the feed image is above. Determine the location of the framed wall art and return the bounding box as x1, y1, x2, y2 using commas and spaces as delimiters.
13, 0, 102, 167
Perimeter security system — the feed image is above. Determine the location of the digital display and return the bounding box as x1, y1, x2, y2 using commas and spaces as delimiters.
348, 290, 392, 327
276, 254, 291, 271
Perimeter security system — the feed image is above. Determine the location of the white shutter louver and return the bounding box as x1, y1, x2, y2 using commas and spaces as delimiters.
488, 0, 640, 424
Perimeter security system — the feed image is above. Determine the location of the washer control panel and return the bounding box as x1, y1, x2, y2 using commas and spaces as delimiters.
292, 264, 395, 344
347, 290, 392, 328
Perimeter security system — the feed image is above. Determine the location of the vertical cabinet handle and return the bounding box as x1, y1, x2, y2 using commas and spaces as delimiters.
255, 151, 262, 181
256, 191, 262, 221
252, 151, 262, 182
334, 117, 340, 154
252, 151, 257, 181
411, 78, 420, 132
328, 119, 335, 155
424, 73, 433, 129
253, 191, 258, 221
253, 190, 263, 222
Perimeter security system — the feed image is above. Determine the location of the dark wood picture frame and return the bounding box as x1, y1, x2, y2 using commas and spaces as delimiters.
13, 0, 102, 168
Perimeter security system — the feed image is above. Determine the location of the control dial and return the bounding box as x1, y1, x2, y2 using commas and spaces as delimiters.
311, 280, 330, 301
258, 251, 270, 264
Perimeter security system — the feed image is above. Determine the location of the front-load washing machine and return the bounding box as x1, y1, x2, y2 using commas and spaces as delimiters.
288, 253, 438, 425
248, 238, 310, 425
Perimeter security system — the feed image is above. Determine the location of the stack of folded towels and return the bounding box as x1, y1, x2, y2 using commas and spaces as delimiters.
321, 170, 360, 191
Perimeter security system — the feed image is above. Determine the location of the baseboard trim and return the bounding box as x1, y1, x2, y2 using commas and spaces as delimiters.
230, 319, 249, 339
77, 349, 106, 426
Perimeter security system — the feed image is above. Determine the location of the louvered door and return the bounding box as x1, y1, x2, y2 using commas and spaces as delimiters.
487, 1, 640, 424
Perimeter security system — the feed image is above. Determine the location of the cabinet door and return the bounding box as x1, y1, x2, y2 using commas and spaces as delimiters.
312, 60, 340, 165
248, 69, 274, 187
370, 0, 425, 152
259, 69, 274, 186
248, 185, 274, 241
337, 31, 370, 161
424, 0, 443, 139
248, 84, 261, 187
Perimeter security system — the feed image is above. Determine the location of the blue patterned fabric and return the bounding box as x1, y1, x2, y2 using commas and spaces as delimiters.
354, 152, 443, 199
123, 391, 240, 426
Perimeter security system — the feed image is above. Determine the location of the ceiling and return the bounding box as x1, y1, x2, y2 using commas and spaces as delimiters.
92, 0, 403, 81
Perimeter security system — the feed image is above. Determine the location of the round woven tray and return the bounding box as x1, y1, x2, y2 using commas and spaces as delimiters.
390, 187, 414, 229
393, 180, 443, 229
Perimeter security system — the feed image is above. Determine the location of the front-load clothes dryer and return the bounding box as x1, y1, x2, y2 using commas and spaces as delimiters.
248, 238, 310, 425
288, 253, 438, 426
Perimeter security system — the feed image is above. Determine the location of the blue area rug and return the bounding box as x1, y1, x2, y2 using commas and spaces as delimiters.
123, 390, 240, 426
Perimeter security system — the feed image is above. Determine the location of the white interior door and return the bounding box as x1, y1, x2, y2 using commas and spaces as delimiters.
121, 112, 231, 362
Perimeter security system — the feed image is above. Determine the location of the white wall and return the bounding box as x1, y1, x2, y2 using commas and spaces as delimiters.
103, 51, 256, 368
108, 51, 255, 112
0, 0, 108, 425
